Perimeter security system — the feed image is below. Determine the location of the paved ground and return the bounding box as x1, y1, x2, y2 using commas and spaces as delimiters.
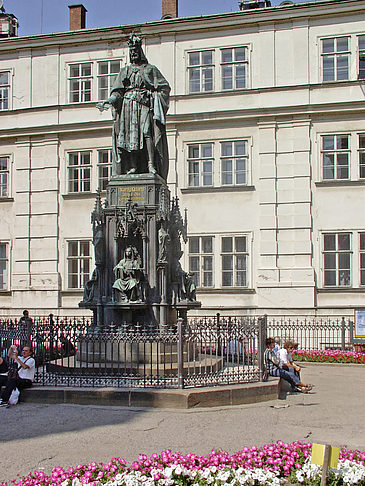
0, 363, 364, 483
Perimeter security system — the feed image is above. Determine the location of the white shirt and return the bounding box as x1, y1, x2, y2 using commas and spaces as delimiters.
18, 356, 35, 381
278, 348, 289, 367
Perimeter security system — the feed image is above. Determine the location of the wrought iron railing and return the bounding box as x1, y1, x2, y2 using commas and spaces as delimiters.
0, 315, 264, 389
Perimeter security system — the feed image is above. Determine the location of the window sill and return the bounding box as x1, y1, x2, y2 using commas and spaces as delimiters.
315, 180, 365, 187
62, 192, 98, 199
197, 288, 255, 294
317, 288, 365, 293
61, 290, 84, 295
181, 185, 255, 194
0, 290, 11, 296
0, 197, 14, 202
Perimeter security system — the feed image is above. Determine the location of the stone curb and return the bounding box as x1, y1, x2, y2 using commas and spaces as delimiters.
21, 380, 278, 409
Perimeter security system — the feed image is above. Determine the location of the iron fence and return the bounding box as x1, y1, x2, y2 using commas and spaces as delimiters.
0, 314, 357, 390
0, 315, 264, 389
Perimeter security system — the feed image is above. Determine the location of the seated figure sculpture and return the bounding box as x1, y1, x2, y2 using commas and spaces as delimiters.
112, 246, 143, 303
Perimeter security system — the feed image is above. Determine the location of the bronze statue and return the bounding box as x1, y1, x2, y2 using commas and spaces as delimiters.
97, 34, 170, 180
83, 268, 99, 303
112, 246, 143, 303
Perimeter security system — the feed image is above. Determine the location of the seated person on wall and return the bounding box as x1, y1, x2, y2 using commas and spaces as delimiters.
112, 246, 143, 303
279, 340, 301, 378
264, 337, 312, 393
0, 344, 35, 407
0, 348, 9, 391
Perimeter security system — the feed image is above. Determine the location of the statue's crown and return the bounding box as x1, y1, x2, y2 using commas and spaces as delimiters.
127, 34, 142, 48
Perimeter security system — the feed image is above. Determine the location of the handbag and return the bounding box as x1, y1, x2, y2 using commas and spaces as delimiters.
8, 357, 31, 379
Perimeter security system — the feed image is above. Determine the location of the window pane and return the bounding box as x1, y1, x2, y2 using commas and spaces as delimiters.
222, 237, 233, 253
221, 49, 232, 63
202, 68, 213, 91
81, 64, 91, 76
339, 270, 350, 286
202, 51, 212, 65
324, 234, 336, 251
222, 66, 233, 90
80, 241, 90, 256
324, 270, 336, 286
337, 55, 349, 80
189, 69, 200, 92
323, 135, 334, 150
0, 72, 9, 85
0, 244, 6, 259
360, 233, 365, 250
359, 35, 365, 50
68, 242, 78, 256
70, 65, 79, 77
235, 65, 246, 89
337, 135, 348, 150
336, 37, 349, 52
222, 272, 233, 286
189, 256, 199, 272
221, 142, 232, 157
322, 39, 334, 53
203, 256, 213, 271
235, 48, 246, 62
189, 52, 200, 66
323, 56, 334, 81
98, 62, 108, 75
235, 236, 246, 253
202, 144, 212, 158
0, 157, 7, 171
189, 237, 200, 254
236, 254, 246, 270
359, 135, 365, 149
338, 233, 350, 250
339, 253, 350, 270
323, 154, 334, 179
324, 253, 336, 269
202, 237, 212, 253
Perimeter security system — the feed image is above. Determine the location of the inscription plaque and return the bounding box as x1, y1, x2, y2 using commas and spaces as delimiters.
118, 186, 146, 204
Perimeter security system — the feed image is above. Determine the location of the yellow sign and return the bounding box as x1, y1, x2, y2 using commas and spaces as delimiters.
118, 186, 146, 203
311, 444, 340, 468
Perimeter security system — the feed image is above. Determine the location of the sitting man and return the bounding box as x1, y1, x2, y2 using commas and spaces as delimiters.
0, 344, 35, 407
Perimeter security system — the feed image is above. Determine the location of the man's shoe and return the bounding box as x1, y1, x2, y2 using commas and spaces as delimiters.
0, 400, 9, 407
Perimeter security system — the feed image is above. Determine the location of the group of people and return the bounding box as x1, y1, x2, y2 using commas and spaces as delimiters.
264, 337, 313, 393
0, 310, 35, 408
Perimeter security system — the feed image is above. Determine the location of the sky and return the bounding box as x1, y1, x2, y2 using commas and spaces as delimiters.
6, 0, 294, 37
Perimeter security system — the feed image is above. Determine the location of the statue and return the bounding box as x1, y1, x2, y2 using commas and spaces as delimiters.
97, 34, 170, 180
93, 224, 105, 266
83, 268, 99, 303
112, 246, 143, 303
158, 220, 170, 263
183, 272, 197, 302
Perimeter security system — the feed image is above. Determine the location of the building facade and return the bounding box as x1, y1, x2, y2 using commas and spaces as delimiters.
0, 0, 364, 317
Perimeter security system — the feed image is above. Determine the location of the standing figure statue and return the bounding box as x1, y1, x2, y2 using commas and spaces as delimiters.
97, 34, 170, 180
112, 246, 143, 303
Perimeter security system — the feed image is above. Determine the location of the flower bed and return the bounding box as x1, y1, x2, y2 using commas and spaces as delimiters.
2, 442, 365, 486
293, 350, 365, 364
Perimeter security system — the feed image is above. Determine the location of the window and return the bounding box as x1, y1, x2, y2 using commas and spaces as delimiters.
321, 135, 350, 180
0, 243, 8, 290
188, 51, 214, 93
360, 233, 365, 286
221, 141, 248, 185
188, 236, 214, 287
97, 60, 122, 100
98, 149, 112, 190
321, 37, 349, 82
188, 143, 213, 187
0, 156, 9, 197
68, 151, 91, 193
69, 63, 92, 103
67, 241, 91, 289
0, 72, 10, 110
359, 135, 365, 179
323, 233, 351, 287
221, 236, 248, 287
221, 47, 248, 90
359, 36, 365, 79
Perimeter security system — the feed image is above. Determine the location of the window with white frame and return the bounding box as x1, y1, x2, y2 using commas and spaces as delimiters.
221, 236, 248, 287
321, 134, 350, 180
68, 151, 91, 193
323, 233, 351, 287
188, 143, 213, 187
0, 156, 9, 198
360, 233, 365, 286
321, 37, 350, 82
359, 36, 365, 79
69, 63, 92, 103
221, 140, 248, 186
358, 134, 365, 179
188, 236, 214, 288
67, 240, 91, 289
188, 51, 214, 93
221, 47, 248, 90
97, 60, 122, 100
0, 242, 8, 290
97, 149, 112, 190
0, 71, 10, 110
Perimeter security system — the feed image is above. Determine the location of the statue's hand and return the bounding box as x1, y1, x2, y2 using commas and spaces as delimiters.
96, 101, 111, 112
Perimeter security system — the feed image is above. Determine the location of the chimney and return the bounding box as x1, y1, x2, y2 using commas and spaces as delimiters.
162, 0, 178, 19
68, 4, 87, 30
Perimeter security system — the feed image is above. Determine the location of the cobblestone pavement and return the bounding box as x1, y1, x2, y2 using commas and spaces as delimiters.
0, 364, 364, 483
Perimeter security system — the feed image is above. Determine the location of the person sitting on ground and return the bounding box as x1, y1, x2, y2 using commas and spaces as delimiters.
264, 337, 312, 393
0, 344, 35, 407
0, 348, 9, 391
279, 340, 301, 378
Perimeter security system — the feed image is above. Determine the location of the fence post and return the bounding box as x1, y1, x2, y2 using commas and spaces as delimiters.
177, 318, 185, 389
341, 316, 346, 351
258, 314, 267, 382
